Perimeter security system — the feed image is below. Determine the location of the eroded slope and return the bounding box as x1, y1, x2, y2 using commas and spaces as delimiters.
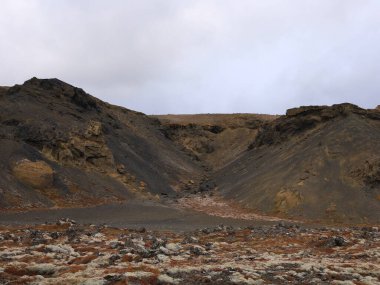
211, 104, 380, 223
152, 114, 278, 171
0, 78, 201, 210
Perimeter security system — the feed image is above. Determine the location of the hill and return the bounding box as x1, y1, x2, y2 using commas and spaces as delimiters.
208, 104, 380, 223
0, 78, 201, 210
0, 77, 379, 224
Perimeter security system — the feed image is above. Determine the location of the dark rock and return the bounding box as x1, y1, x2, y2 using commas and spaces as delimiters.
109, 241, 124, 249
31, 237, 47, 245
136, 227, 146, 233
104, 274, 126, 284
71, 87, 98, 110
29, 230, 42, 239
199, 181, 216, 192
190, 245, 206, 255
325, 236, 346, 247
182, 236, 199, 244
205, 242, 214, 251
201, 228, 214, 234
50, 232, 60, 239
108, 254, 121, 265
66, 227, 82, 242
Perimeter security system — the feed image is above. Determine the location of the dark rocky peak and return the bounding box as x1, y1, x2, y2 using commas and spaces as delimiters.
286, 103, 362, 118
250, 103, 374, 149
7, 77, 71, 94
6, 77, 99, 111
23, 77, 68, 90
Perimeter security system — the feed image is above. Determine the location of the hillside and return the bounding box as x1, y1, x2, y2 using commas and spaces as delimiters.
152, 113, 278, 171
0, 78, 379, 224
0, 78, 201, 210
209, 104, 380, 223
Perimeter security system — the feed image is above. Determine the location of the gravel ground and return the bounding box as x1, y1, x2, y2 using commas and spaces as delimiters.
0, 201, 276, 231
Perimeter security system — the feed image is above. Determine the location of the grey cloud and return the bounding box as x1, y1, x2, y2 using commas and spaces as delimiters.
0, 0, 379, 114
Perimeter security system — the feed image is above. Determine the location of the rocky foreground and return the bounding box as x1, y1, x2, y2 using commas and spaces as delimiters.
0, 220, 379, 285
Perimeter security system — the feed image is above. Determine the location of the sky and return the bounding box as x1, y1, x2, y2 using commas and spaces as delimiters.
0, 0, 379, 114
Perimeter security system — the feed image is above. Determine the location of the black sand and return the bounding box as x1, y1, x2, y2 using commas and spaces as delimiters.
0, 201, 274, 231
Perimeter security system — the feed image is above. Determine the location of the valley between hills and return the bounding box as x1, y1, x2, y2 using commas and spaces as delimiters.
0, 78, 379, 284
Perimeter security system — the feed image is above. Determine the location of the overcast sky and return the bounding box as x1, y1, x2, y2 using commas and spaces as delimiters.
1, 1, 379, 114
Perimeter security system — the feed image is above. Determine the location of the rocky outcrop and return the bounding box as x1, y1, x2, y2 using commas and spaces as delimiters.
42, 120, 115, 171
251, 103, 380, 148
350, 158, 380, 188
286, 105, 326, 116
12, 159, 54, 189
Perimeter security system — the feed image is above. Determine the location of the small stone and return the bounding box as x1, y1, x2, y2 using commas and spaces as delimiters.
50, 232, 60, 239
159, 246, 171, 255
104, 274, 125, 283
157, 254, 170, 262
109, 241, 124, 249
333, 236, 345, 247
165, 243, 181, 253
182, 236, 198, 244
205, 242, 214, 251
157, 274, 179, 284
136, 227, 146, 233
108, 254, 121, 265
190, 245, 205, 255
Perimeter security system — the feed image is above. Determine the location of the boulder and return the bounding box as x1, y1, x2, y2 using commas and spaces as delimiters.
12, 159, 54, 189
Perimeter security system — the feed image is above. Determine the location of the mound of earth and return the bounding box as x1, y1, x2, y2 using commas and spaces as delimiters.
0, 78, 201, 210
209, 104, 380, 223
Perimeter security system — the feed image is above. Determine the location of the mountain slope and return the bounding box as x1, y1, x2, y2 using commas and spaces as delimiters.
210, 104, 380, 223
1, 78, 379, 224
0, 78, 201, 210
152, 113, 278, 171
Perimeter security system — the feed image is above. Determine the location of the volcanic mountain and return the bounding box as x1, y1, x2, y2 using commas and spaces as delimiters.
0, 78, 379, 224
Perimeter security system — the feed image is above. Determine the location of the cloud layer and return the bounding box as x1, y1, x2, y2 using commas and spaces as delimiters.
1, 0, 379, 114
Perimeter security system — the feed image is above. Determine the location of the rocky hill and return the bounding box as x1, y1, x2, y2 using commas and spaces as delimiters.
0, 78, 201, 210
0, 77, 379, 224
208, 104, 380, 223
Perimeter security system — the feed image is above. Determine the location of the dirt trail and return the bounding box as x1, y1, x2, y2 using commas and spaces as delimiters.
176, 194, 302, 223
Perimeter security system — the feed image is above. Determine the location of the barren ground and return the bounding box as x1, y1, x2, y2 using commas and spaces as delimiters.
0, 201, 379, 285
0, 219, 379, 285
